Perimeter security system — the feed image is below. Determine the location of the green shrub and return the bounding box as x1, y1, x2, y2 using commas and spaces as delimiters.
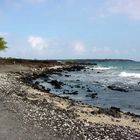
0, 37, 8, 51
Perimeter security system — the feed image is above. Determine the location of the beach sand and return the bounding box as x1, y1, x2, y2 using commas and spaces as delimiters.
0, 61, 139, 139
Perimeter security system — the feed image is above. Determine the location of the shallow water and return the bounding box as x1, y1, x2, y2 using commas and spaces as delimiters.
35, 60, 140, 114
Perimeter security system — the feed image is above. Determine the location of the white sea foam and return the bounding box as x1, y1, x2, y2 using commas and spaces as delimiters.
119, 72, 140, 78
88, 66, 115, 70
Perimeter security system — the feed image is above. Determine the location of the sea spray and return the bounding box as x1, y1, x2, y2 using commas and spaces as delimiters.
119, 72, 140, 78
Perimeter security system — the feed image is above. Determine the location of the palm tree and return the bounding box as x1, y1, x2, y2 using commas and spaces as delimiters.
0, 37, 8, 51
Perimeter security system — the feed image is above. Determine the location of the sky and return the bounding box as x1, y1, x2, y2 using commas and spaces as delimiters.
0, 0, 140, 60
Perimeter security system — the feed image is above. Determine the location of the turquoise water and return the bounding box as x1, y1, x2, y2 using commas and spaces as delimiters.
94, 60, 140, 72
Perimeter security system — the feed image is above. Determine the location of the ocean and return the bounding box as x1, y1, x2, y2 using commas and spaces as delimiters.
34, 60, 140, 114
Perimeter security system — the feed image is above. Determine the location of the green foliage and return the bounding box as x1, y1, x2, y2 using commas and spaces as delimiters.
0, 37, 8, 51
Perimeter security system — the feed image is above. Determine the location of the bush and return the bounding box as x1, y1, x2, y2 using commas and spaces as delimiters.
0, 37, 8, 51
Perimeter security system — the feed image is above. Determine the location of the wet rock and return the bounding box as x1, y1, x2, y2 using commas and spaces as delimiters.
138, 82, 140, 85
63, 90, 69, 93
65, 74, 71, 77
52, 72, 62, 76
87, 88, 92, 92
64, 71, 68, 73
108, 84, 129, 92
17, 91, 27, 97
93, 107, 121, 118
126, 112, 140, 118
75, 85, 81, 88
36, 84, 47, 92
68, 85, 74, 88
48, 80, 63, 89
44, 79, 48, 82
35, 81, 40, 85
39, 85, 45, 90
70, 91, 78, 95
62, 96, 69, 99
85, 93, 98, 99
77, 62, 97, 66
97, 71, 101, 74
63, 91, 78, 95
39, 73, 47, 77
63, 65, 85, 72
46, 88, 51, 93
110, 106, 120, 112
93, 81, 100, 85
33, 81, 41, 89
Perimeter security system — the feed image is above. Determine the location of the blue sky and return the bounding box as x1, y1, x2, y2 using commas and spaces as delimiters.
0, 0, 140, 60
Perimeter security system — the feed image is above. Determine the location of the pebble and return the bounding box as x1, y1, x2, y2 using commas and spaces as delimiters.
0, 72, 139, 140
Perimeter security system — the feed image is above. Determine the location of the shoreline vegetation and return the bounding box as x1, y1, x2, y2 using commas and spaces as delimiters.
0, 58, 139, 139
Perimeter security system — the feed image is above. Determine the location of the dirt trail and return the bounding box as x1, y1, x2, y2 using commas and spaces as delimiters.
0, 102, 26, 140
0, 65, 57, 140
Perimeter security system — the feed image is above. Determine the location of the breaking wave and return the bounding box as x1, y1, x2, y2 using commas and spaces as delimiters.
119, 72, 140, 78
88, 66, 116, 70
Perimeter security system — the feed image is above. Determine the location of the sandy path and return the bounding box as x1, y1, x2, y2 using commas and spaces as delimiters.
0, 65, 57, 140
0, 102, 27, 140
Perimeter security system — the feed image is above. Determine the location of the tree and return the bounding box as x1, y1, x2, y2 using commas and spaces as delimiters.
0, 37, 8, 51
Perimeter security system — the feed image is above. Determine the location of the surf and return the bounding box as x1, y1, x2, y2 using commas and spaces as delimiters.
119, 72, 140, 78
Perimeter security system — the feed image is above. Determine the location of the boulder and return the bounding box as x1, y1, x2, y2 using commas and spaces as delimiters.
92, 106, 121, 118
108, 84, 128, 92
34, 81, 40, 85
86, 93, 98, 99
87, 88, 92, 92
110, 106, 120, 112
33, 81, 40, 89
63, 91, 78, 95
75, 85, 81, 88
38, 85, 45, 90
44, 79, 48, 82
17, 92, 27, 97
63, 65, 85, 72
46, 88, 51, 93
49, 80, 63, 89
65, 74, 71, 77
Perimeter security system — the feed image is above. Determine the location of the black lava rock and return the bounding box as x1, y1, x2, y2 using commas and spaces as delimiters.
108, 84, 129, 92
86, 93, 98, 99
63, 91, 78, 95
49, 80, 63, 89
65, 74, 71, 77
94, 107, 121, 118
87, 88, 92, 92
75, 85, 81, 88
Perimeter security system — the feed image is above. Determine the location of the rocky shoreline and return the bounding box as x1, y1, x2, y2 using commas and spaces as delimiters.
0, 63, 140, 139
23, 64, 140, 116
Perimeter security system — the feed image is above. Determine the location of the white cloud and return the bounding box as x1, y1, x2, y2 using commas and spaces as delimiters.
72, 41, 86, 54
91, 46, 120, 55
28, 36, 48, 51
0, 32, 9, 37
107, 0, 140, 20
